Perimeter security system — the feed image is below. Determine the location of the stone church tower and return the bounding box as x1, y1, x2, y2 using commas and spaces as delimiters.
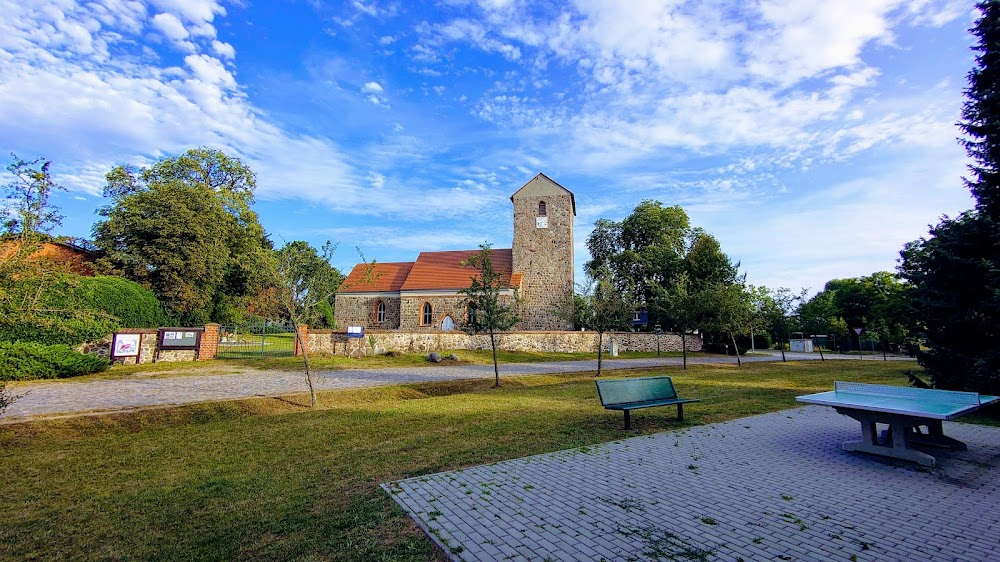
511, 173, 576, 330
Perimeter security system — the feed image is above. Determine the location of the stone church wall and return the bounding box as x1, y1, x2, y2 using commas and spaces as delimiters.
334, 294, 401, 330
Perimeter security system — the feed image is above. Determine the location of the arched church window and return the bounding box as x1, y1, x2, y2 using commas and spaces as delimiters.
375, 300, 386, 323
538, 201, 547, 216
422, 302, 433, 326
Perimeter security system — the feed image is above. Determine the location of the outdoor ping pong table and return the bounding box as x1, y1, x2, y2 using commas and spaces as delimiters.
797, 381, 999, 467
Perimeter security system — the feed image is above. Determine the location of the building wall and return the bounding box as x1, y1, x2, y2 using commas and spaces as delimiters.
511, 178, 575, 331
399, 295, 470, 331
334, 293, 401, 329
306, 330, 702, 356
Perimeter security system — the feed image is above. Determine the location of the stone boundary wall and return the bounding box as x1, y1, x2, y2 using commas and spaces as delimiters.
79, 325, 214, 365
305, 330, 702, 357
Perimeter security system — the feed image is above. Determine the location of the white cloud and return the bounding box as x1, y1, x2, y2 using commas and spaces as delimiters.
151, 12, 189, 41
212, 40, 235, 59
362, 81, 384, 93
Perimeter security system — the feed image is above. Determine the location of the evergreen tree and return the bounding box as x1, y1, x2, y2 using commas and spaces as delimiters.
899, 1, 1000, 394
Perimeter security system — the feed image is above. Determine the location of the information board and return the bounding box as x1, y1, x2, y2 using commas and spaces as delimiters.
347, 326, 364, 339
112, 333, 141, 357
159, 328, 201, 349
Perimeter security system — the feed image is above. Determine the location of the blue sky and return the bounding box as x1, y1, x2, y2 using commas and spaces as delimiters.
0, 0, 980, 295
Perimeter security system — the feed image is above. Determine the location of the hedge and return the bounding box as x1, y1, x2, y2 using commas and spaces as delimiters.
0, 342, 110, 380
0, 274, 167, 346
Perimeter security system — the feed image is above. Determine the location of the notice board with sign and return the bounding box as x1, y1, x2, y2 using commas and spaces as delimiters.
158, 328, 202, 350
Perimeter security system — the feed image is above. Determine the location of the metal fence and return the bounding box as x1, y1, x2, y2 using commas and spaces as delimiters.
217, 324, 297, 358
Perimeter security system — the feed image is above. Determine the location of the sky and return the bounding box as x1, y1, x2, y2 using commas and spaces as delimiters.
0, 0, 982, 296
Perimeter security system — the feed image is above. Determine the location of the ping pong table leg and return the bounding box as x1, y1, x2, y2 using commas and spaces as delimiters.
907, 420, 968, 451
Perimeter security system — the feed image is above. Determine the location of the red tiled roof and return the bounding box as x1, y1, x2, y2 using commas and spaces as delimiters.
400, 249, 513, 291
338, 261, 414, 293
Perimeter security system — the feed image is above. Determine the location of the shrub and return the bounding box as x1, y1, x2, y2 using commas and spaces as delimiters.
72, 276, 168, 327
0, 312, 119, 346
0, 342, 110, 380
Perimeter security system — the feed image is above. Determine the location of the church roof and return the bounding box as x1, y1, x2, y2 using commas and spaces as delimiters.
401, 249, 513, 291
509, 172, 576, 216
339, 261, 414, 293
338, 249, 514, 293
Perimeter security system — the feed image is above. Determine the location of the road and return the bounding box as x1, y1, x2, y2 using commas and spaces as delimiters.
0, 351, 913, 422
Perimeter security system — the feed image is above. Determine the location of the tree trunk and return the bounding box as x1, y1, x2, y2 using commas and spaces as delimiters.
291, 318, 317, 407
681, 331, 687, 370
730, 332, 742, 367
489, 327, 499, 388
597, 331, 604, 377
780, 331, 787, 362
817, 339, 825, 361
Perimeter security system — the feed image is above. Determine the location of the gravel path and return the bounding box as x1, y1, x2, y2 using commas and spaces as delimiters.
0, 352, 911, 422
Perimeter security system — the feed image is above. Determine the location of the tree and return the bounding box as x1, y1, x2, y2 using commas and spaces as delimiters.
267, 240, 341, 407
578, 267, 634, 376
585, 201, 690, 320
652, 272, 699, 369
899, 1, 1000, 395
460, 244, 521, 388
93, 148, 271, 324
766, 287, 806, 362
3, 155, 66, 239
700, 280, 753, 366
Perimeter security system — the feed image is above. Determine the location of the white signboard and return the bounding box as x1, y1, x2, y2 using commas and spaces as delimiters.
112, 333, 141, 357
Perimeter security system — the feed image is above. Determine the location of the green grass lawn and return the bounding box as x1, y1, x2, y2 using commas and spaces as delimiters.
1, 360, 990, 561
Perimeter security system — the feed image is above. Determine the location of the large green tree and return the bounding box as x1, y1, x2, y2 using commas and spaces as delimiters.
899, 1, 1000, 394
93, 148, 271, 324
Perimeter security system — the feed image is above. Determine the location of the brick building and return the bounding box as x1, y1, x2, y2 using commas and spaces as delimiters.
334, 173, 576, 331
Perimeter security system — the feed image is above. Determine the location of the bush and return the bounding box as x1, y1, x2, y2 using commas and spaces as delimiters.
72, 276, 168, 327
0, 342, 110, 380
0, 313, 119, 346
0, 273, 167, 346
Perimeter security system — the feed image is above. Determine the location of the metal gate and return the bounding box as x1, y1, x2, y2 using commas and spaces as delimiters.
217, 324, 297, 358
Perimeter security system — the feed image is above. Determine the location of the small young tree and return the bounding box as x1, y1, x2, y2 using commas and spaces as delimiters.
578, 266, 635, 376
766, 287, 806, 362
3, 155, 66, 239
460, 244, 520, 388
652, 272, 700, 369
268, 240, 342, 407
701, 280, 753, 366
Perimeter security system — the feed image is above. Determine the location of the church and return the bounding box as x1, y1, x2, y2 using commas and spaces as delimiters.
334, 173, 576, 332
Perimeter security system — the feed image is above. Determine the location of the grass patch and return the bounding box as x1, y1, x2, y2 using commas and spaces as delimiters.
0, 361, 954, 561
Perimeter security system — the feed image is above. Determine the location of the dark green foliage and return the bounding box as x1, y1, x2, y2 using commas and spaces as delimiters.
71, 276, 168, 327
0, 341, 110, 380
93, 148, 271, 325
900, 213, 1000, 394
0, 274, 165, 345
0, 313, 118, 346
899, 2, 1000, 395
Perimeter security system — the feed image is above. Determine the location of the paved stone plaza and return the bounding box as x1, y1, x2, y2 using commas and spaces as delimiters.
385, 406, 1000, 562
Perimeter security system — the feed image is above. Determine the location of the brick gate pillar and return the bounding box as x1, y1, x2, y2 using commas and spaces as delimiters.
199, 323, 219, 360
294, 324, 309, 356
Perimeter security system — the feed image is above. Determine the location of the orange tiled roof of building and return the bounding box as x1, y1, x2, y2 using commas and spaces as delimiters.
338, 261, 414, 293
400, 249, 513, 291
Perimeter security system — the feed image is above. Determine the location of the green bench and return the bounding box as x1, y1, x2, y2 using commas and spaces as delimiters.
595, 376, 700, 429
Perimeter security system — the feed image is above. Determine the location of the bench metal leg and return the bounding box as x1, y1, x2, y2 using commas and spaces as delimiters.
677, 403, 684, 422
623, 410, 631, 430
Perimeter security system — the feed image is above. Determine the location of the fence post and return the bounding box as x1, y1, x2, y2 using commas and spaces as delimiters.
295, 324, 309, 356
199, 323, 220, 360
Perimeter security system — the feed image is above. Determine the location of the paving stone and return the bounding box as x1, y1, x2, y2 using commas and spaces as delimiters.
384, 406, 1000, 562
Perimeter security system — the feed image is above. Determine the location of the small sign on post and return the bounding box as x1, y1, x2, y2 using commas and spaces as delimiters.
347, 326, 364, 339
